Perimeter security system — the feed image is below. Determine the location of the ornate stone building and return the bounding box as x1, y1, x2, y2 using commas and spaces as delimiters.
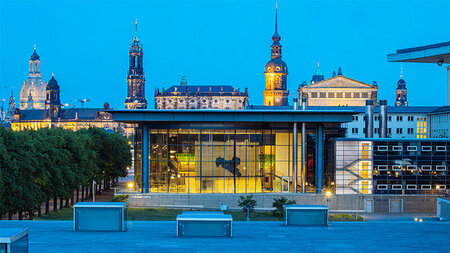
154, 75, 248, 109
263, 6, 289, 106
298, 68, 378, 107
19, 46, 47, 110
124, 20, 147, 109
395, 66, 408, 106
11, 75, 121, 132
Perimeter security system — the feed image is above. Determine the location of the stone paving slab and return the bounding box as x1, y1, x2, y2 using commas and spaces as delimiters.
0, 220, 449, 252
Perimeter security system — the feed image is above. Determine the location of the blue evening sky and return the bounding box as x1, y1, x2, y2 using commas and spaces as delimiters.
1, 0, 449, 109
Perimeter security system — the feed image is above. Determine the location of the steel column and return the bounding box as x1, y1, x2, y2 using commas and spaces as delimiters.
141, 123, 149, 193
293, 122, 298, 193
301, 123, 306, 193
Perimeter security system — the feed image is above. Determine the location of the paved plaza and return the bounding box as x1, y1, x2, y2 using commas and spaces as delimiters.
0, 219, 449, 252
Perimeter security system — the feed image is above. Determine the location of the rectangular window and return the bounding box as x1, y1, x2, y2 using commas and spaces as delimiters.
406, 185, 417, 190
353, 116, 358, 121
392, 146, 402, 151
320, 92, 326, 98
311, 92, 317, 98
345, 93, 352, 98
353, 93, 360, 98
377, 146, 388, 151
374, 128, 379, 134
388, 128, 392, 134
392, 165, 402, 171
408, 116, 414, 121
407, 146, 417, 151
328, 93, 335, 98
396, 116, 403, 121
407, 128, 414, 134
421, 185, 432, 190
352, 128, 358, 134
374, 116, 379, 121
421, 165, 432, 171
362, 93, 369, 98
377, 184, 388, 190
396, 128, 403, 134
436, 165, 447, 171
337, 93, 343, 98
377, 165, 388, 171
436, 146, 446, 151
407, 165, 417, 171
388, 116, 392, 121
392, 184, 402, 190
422, 146, 432, 151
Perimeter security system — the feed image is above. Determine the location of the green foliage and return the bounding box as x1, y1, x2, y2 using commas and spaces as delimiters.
237, 195, 257, 212
329, 213, 364, 221
0, 126, 132, 218
272, 197, 296, 216
111, 194, 129, 202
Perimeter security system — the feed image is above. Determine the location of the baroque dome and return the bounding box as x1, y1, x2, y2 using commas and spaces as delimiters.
19, 77, 47, 110
264, 58, 288, 74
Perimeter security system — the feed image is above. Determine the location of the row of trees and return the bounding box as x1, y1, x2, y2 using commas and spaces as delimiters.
0, 127, 132, 219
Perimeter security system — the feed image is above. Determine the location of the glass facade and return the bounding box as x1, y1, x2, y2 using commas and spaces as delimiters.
335, 139, 449, 194
140, 128, 302, 193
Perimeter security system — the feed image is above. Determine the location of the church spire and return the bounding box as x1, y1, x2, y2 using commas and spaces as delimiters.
400, 64, 403, 78
272, 3, 281, 43
132, 18, 140, 44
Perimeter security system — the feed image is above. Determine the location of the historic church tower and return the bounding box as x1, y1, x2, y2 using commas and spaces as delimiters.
263, 5, 289, 106
44, 74, 61, 120
125, 20, 147, 109
395, 66, 408, 106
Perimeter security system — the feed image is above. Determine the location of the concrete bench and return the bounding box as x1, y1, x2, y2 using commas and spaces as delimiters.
285, 205, 328, 226
176, 211, 232, 237
73, 202, 127, 232
0, 228, 28, 253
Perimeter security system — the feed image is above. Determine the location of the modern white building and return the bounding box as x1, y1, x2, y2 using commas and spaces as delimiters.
429, 106, 450, 138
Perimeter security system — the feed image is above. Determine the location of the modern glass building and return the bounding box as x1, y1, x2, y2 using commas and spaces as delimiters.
335, 138, 449, 194
110, 109, 355, 194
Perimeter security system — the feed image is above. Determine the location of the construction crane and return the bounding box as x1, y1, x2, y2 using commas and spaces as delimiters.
70, 99, 90, 108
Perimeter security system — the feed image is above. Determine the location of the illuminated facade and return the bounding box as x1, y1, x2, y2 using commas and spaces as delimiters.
263, 6, 289, 106
298, 74, 378, 107
19, 46, 47, 110
11, 75, 121, 132
336, 138, 449, 194
110, 109, 354, 194
154, 75, 249, 110
125, 20, 147, 110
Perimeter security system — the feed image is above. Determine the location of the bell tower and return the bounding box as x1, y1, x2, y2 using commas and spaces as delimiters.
263, 4, 289, 106
395, 66, 408, 106
44, 74, 61, 120
125, 19, 147, 109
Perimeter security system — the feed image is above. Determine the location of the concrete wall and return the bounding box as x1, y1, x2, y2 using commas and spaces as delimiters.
128, 193, 439, 213
437, 198, 450, 221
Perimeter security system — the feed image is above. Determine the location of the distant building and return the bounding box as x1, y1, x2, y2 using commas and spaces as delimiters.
263, 6, 289, 106
19, 46, 47, 110
5, 91, 15, 122
395, 66, 408, 106
124, 20, 147, 109
12, 75, 121, 132
154, 75, 248, 110
298, 68, 378, 107
429, 106, 450, 138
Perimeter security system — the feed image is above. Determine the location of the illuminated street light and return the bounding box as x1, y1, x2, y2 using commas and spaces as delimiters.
128, 182, 134, 189
325, 190, 332, 207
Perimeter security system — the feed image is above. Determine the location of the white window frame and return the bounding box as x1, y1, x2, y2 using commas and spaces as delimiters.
377, 184, 388, 190
422, 146, 432, 151
407, 146, 417, 151
392, 184, 402, 190
406, 185, 417, 190
392, 165, 402, 171
436, 146, 446, 152
378, 146, 388, 151
436, 185, 447, 190
421, 185, 432, 190
407, 165, 417, 171
392, 146, 403, 151
421, 165, 432, 171
436, 165, 447, 171
377, 165, 388, 171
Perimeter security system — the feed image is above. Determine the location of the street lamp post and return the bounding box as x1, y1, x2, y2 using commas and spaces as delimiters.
92, 180, 96, 202
325, 190, 332, 207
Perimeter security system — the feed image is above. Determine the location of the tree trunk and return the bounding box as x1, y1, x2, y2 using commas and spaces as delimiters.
38, 205, 42, 217
76, 188, 80, 203
8, 211, 13, 220
64, 198, 69, 207
60, 197, 64, 210
71, 191, 75, 205
18, 211, 23, 220
45, 200, 50, 214
53, 196, 58, 211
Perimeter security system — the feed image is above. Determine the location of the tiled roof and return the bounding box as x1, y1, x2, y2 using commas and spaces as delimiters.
164, 85, 240, 93
18, 108, 103, 121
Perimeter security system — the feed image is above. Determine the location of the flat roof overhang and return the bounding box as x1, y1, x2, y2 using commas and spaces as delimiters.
387, 41, 450, 63
107, 109, 356, 124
